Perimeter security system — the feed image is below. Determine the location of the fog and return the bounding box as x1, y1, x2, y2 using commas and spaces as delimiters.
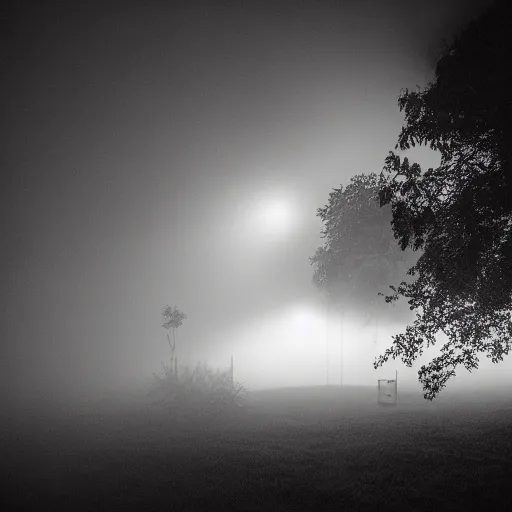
2, 0, 503, 413
204, 303, 512, 393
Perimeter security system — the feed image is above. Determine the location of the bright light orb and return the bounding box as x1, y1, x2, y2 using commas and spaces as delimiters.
290, 307, 319, 332
255, 198, 294, 236
234, 190, 298, 248
261, 200, 290, 227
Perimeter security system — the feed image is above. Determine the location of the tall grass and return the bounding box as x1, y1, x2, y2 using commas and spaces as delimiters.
148, 361, 248, 415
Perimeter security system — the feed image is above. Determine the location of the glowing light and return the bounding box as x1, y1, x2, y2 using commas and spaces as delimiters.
206, 302, 334, 389
257, 199, 293, 234
234, 190, 298, 245
289, 305, 319, 333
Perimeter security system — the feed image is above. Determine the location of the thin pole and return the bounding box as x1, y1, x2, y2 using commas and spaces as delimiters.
326, 304, 329, 386
340, 310, 344, 387
175, 328, 178, 378
395, 370, 398, 407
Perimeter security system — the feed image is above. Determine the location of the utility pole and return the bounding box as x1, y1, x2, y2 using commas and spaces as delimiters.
325, 303, 329, 386
340, 310, 344, 387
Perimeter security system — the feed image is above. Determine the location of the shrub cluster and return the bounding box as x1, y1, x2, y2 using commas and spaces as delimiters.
149, 361, 248, 416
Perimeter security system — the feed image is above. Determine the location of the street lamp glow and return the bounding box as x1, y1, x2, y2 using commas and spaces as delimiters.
290, 306, 319, 332
231, 187, 300, 249
257, 198, 294, 235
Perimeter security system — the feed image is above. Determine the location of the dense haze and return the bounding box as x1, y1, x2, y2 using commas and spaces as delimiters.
4, 0, 507, 408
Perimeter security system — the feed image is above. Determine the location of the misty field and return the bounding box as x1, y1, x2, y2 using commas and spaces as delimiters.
3, 385, 512, 511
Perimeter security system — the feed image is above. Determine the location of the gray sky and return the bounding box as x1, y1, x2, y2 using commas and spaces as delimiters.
2, 0, 495, 402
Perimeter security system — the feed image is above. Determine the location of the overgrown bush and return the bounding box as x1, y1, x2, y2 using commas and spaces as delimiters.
148, 361, 248, 416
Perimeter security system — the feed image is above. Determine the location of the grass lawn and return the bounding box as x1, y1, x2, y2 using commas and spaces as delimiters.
2, 385, 512, 511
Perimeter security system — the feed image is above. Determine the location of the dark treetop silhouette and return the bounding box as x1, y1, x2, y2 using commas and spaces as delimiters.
375, 0, 512, 400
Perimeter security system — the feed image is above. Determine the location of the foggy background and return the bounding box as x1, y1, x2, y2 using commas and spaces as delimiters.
3, 0, 508, 410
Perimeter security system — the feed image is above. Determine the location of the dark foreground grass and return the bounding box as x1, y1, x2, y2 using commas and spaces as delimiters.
2, 385, 512, 511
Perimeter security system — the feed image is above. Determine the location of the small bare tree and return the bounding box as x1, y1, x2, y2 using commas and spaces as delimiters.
162, 305, 187, 377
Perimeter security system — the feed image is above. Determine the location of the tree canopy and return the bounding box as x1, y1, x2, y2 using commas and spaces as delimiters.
375, 0, 512, 399
162, 305, 187, 331
311, 173, 412, 322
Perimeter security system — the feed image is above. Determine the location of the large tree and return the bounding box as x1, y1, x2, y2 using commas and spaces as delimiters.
311, 173, 413, 383
312, 174, 409, 309
375, 0, 512, 400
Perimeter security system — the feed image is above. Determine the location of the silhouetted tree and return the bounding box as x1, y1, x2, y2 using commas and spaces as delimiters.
162, 305, 187, 376
311, 173, 413, 384
375, 0, 512, 400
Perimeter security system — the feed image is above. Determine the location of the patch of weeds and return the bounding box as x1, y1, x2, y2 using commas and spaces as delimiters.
148, 361, 249, 419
